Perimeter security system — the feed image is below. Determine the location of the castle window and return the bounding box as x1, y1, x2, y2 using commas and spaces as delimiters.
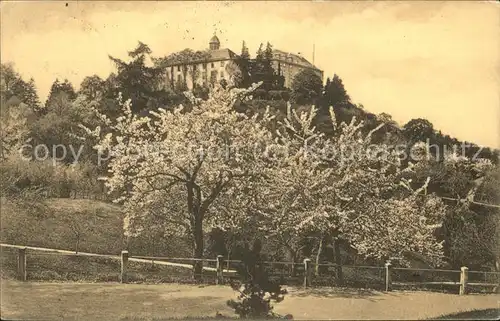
220, 61, 225, 67
211, 62, 215, 68
220, 71, 224, 78
177, 65, 181, 71
203, 63, 207, 70
171, 66, 174, 73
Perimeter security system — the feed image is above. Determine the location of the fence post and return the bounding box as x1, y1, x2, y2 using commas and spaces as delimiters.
120, 250, 129, 284
216, 255, 224, 285
303, 258, 312, 288
459, 266, 468, 295
384, 262, 392, 292
17, 247, 27, 281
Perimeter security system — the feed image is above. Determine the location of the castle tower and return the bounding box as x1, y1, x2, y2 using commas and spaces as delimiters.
209, 32, 220, 50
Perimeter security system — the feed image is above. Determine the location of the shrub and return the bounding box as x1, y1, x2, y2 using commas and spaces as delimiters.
227, 240, 288, 319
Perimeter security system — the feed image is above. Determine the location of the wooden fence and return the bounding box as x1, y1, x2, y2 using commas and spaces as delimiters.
1, 243, 498, 295
0, 243, 236, 284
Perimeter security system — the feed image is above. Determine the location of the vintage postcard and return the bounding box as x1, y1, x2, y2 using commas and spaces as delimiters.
1, 1, 499, 320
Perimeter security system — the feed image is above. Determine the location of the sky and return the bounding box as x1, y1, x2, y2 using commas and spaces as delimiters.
1, 1, 499, 148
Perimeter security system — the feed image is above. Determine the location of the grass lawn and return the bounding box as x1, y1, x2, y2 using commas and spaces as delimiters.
1, 280, 498, 320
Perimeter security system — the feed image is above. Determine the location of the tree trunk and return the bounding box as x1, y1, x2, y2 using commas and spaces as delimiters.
286, 247, 298, 277
192, 218, 204, 281
315, 235, 324, 277
225, 234, 234, 271
333, 239, 343, 286
494, 256, 500, 293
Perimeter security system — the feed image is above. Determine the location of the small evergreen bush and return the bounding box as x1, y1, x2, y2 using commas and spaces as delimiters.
226, 240, 288, 319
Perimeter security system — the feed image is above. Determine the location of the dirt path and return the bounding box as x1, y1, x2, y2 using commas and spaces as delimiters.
1, 280, 498, 320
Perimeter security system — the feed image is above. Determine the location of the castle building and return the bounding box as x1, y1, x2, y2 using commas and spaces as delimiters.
271, 49, 323, 88
163, 34, 323, 90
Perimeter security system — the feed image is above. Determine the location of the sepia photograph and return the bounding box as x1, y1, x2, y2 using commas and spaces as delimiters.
0, 1, 499, 320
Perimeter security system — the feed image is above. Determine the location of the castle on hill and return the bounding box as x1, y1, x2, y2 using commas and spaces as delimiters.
162, 33, 323, 90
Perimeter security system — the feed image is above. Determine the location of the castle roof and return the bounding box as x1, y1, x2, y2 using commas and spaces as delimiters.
160, 48, 238, 67
159, 36, 322, 74
208, 48, 237, 61
272, 49, 321, 71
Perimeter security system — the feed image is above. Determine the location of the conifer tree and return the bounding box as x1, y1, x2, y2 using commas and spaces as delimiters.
255, 43, 264, 61
109, 41, 164, 114
0, 63, 41, 110
11, 77, 41, 109
241, 41, 250, 60
264, 42, 273, 62
323, 74, 351, 109
236, 41, 252, 88
251, 42, 277, 90
45, 78, 77, 108
227, 239, 287, 319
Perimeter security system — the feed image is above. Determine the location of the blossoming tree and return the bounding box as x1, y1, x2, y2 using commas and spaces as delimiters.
405, 142, 497, 269
85, 83, 450, 280
84, 84, 274, 278
0, 102, 32, 160
253, 103, 447, 279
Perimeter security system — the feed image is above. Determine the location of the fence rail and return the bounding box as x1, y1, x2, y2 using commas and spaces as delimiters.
1, 243, 498, 295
